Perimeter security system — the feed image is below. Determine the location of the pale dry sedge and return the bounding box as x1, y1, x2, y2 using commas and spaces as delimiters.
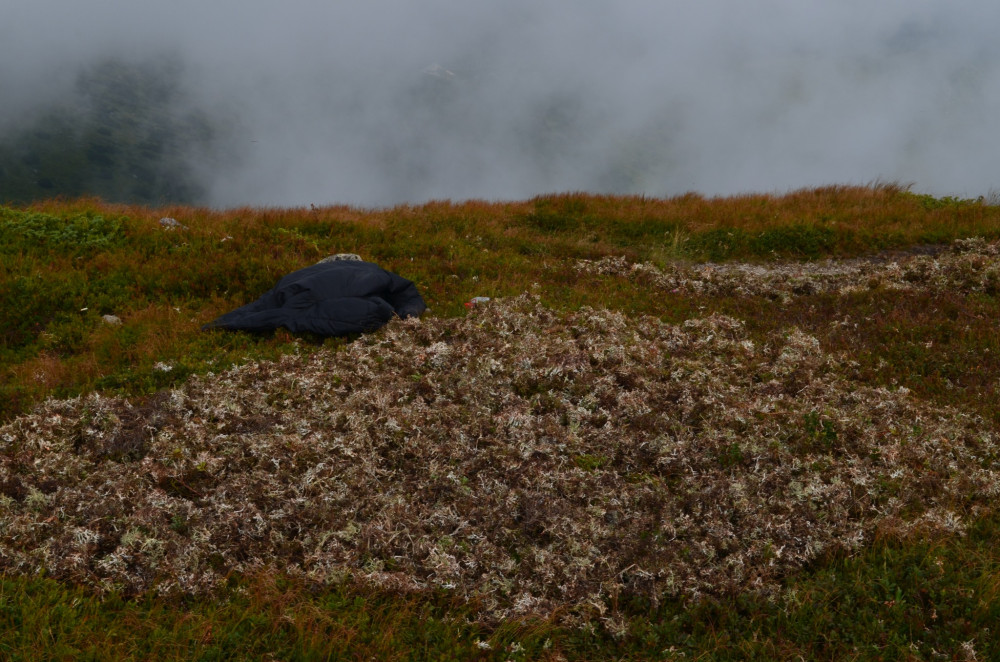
2, 243, 999, 627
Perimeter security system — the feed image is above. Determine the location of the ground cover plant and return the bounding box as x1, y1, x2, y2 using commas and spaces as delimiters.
2, 184, 1000, 659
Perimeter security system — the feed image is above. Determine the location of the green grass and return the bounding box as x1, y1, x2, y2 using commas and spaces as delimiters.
0, 574, 525, 661
3, 185, 1000, 424
2, 185, 1000, 659
4, 513, 1000, 660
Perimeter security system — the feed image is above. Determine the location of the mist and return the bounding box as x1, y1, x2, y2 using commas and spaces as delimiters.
3, 0, 999, 207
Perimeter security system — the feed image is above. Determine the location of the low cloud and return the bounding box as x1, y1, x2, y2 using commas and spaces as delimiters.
3, 0, 999, 207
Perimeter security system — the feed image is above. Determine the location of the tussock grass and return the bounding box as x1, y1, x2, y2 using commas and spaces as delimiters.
2, 184, 1000, 659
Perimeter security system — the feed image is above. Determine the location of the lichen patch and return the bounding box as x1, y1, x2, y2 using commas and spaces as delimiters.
2, 293, 998, 625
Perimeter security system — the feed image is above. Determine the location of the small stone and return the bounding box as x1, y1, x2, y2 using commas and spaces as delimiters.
317, 253, 362, 263
101, 314, 122, 325
159, 217, 187, 230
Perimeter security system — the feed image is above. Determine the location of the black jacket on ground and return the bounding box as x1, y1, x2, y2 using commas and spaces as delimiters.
203, 261, 426, 336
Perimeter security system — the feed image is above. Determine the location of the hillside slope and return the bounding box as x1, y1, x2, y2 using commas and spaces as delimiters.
4, 275, 999, 626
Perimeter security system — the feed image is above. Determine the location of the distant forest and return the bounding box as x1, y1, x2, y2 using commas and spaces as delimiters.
0, 58, 219, 206
1, 56, 665, 207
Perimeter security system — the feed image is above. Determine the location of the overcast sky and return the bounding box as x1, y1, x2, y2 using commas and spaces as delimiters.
3, 0, 999, 207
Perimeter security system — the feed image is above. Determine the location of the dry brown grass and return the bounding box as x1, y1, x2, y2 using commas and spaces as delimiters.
17, 184, 997, 252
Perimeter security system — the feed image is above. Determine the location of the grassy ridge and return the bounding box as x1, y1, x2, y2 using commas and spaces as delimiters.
2, 184, 998, 423
2, 184, 1000, 659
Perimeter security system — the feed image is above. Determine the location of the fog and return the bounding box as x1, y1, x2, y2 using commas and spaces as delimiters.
3, 0, 999, 207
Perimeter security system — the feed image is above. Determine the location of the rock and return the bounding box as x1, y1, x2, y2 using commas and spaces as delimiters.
102, 315, 122, 325
316, 253, 362, 263
159, 217, 187, 230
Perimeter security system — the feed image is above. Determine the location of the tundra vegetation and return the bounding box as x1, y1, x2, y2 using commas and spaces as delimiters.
2, 184, 1000, 659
